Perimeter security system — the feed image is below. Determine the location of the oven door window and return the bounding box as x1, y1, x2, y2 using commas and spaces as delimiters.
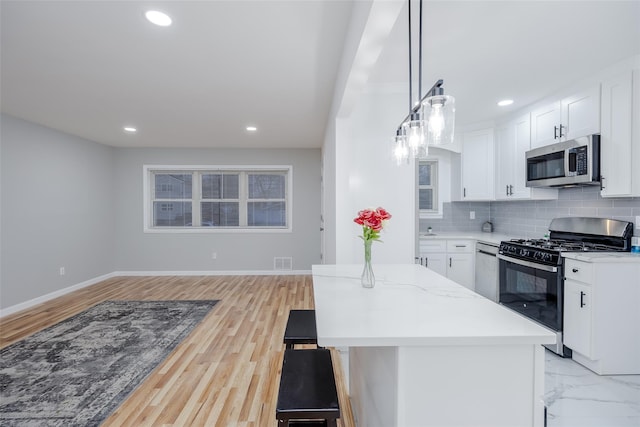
499, 259, 561, 331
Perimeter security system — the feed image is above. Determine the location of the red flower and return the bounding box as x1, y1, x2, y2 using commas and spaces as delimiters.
376, 207, 392, 221
354, 207, 391, 241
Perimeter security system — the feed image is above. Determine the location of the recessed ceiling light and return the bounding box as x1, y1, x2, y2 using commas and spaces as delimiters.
246, 126, 257, 132
145, 10, 172, 27
498, 99, 514, 107
124, 126, 137, 133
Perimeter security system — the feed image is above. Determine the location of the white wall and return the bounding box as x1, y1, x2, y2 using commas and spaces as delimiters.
0, 114, 116, 309
324, 0, 411, 265
336, 88, 416, 264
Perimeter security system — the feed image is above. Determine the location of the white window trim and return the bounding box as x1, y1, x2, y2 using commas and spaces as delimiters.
418, 159, 443, 219
143, 165, 293, 233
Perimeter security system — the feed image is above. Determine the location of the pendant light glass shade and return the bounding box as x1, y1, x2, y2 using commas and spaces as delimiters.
405, 112, 427, 157
423, 94, 455, 146
393, 127, 409, 165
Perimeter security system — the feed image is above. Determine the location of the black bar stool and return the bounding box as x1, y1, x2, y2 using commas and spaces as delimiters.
276, 349, 341, 427
283, 309, 319, 349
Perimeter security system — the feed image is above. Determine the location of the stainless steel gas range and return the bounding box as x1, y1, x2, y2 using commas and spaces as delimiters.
497, 217, 633, 356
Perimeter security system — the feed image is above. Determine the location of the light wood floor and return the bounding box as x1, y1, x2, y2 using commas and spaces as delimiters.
0, 275, 356, 427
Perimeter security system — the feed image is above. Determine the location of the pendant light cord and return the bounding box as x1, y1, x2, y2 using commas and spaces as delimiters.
408, 0, 413, 111
418, 0, 423, 102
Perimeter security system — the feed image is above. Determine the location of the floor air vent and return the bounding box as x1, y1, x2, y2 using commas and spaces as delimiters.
273, 257, 293, 271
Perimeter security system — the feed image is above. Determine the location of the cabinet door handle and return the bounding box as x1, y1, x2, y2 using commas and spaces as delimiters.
509, 184, 514, 195
554, 125, 559, 139
600, 176, 605, 191
463, 188, 466, 197
559, 124, 565, 138
580, 291, 586, 308
426, 257, 428, 268
572, 268, 579, 273
449, 257, 452, 267
506, 185, 509, 196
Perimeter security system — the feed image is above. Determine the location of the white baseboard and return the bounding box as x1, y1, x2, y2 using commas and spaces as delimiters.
0, 272, 118, 318
113, 270, 312, 276
0, 269, 312, 318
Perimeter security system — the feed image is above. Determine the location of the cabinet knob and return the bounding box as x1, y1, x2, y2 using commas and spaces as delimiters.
572, 268, 579, 273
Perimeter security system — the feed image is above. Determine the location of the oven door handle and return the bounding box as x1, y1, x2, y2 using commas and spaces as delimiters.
497, 254, 558, 273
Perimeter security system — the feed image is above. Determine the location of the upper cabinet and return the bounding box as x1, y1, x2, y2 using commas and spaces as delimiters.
461, 128, 494, 201
531, 85, 601, 149
495, 114, 557, 200
600, 69, 640, 197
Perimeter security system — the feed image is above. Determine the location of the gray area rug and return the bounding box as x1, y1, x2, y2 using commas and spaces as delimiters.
0, 299, 219, 426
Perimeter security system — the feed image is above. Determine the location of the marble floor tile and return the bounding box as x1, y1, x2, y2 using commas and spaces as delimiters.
545, 350, 640, 427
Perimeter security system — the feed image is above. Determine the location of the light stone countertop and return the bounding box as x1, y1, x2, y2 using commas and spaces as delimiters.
311, 263, 556, 348
418, 231, 516, 246
562, 252, 640, 263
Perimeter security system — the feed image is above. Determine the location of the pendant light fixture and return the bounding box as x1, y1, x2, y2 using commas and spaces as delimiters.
393, 0, 455, 164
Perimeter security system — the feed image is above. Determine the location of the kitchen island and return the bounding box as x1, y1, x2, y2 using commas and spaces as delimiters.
312, 264, 556, 427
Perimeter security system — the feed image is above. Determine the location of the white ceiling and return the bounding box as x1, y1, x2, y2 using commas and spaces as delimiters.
2, 1, 639, 149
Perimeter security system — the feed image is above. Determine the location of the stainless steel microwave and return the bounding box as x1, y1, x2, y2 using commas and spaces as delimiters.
525, 135, 600, 188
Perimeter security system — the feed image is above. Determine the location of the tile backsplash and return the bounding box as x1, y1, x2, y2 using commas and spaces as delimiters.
420, 186, 640, 239
420, 202, 491, 233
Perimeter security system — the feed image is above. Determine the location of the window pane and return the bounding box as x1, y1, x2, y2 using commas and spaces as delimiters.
419, 189, 433, 210
153, 202, 192, 226
418, 164, 431, 186
201, 202, 240, 226
201, 174, 221, 199
155, 174, 192, 198
202, 174, 239, 199
223, 175, 239, 198
248, 174, 285, 199
248, 201, 286, 226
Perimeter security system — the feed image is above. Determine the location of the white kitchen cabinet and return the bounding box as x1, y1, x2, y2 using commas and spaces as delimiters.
419, 239, 475, 290
561, 86, 601, 140
461, 128, 494, 201
564, 279, 593, 358
495, 114, 558, 200
600, 69, 640, 197
562, 256, 640, 375
417, 240, 447, 276
531, 102, 561, 149
447, 252, 474, 289
530, 85, 600, 149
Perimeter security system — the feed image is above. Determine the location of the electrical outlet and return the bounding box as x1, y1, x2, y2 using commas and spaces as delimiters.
59, 267, 65, 276
470, 211, 475, 220
211, 252, 217, 260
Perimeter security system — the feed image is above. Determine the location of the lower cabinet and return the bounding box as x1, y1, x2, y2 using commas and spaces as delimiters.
419, 239, 475, 290
564, 279, 593, 358
563, 257, 640, 375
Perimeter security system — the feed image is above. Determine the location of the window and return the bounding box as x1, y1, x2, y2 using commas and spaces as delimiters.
144, 166, 292, 232
418, 160, 438, 213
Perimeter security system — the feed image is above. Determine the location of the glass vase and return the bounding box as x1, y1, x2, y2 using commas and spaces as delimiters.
361, 239, 375, 288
